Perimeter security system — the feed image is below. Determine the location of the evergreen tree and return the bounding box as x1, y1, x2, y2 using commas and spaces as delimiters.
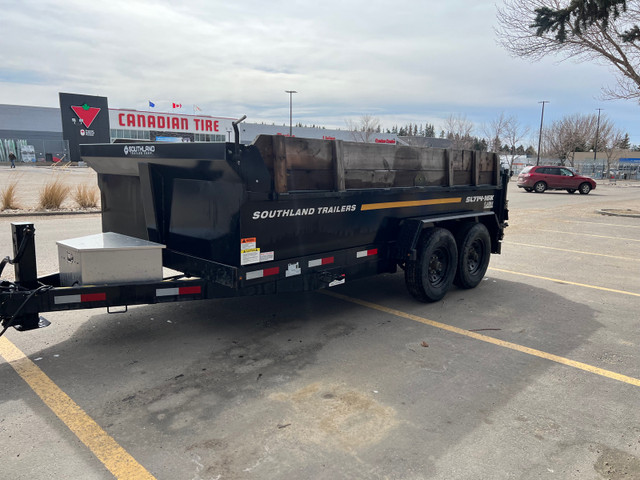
425, 124, 436, 137
619, 132, 631, 149
532, 0, 630, 43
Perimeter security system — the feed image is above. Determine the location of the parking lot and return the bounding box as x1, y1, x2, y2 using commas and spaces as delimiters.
1, 181, 639, 479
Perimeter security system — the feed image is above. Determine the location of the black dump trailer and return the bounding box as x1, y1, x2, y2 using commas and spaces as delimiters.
0, 132, 508, 334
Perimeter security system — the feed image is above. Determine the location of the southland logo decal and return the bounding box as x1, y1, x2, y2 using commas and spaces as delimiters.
124, 145, 156, 156
71, 103, 101, 128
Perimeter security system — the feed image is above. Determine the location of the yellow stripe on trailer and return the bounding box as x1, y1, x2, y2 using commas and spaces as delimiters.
361, 197, 462, 211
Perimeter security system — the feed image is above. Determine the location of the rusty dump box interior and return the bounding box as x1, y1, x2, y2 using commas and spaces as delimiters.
252, 135, 499, 192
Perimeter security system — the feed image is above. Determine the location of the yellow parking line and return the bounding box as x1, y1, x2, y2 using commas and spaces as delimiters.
488, 268, 640, 297
0, 337, 156, 480
537, 229, 640, 242
561, 220, 640, 229
503, 241, 640, 262
322, 291, 640, 387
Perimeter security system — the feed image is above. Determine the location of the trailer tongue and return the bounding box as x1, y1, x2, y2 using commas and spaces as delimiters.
0, 134, 508, 335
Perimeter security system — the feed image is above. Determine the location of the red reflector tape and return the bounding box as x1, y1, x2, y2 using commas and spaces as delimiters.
81, 293, 106, 302
156, 286, 202, 297
264, 267, 280, 277
246, 267, 280, 280
55, 292, 106, 305
308, 256, 335, 268
356, 249, 378, 258
179, 286, 201, 295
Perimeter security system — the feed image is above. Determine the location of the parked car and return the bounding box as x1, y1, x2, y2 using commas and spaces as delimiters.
516, 166, 597, 194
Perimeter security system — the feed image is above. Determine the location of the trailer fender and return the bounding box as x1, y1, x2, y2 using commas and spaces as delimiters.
394, 219, 424, 262
394, 212, 497, 263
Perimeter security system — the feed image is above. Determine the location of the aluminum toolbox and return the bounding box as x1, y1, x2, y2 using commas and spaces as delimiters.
57, 232, 165, 286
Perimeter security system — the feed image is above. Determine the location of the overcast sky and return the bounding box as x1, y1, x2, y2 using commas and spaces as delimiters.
2, 0, 639, 146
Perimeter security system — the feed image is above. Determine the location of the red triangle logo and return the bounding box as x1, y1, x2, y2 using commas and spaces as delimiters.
71, 105, 101, 128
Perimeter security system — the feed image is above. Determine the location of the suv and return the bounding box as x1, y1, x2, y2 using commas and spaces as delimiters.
517, 166, 596, 194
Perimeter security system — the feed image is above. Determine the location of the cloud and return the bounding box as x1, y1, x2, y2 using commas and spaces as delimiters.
1, 0, 639, 143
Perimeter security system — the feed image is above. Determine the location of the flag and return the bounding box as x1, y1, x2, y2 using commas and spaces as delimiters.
148, 101, 155, 108
172, 103, 182, 109
193, 104, 202, 112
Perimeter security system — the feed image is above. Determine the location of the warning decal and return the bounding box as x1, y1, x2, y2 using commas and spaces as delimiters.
241, 237, 260, 265
241, 237, 257, 250
241, 248, 260, 265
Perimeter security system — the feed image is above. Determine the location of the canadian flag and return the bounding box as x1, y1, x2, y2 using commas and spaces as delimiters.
172, 103, 182, 108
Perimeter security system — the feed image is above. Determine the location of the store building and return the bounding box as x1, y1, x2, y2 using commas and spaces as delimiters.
0, 104, 65, 162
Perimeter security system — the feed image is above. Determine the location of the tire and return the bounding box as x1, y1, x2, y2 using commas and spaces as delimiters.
534, 181, 547, 193
405, 228, 458, 302
524, 188, 533, 192
567, 189, 576, 194
454, 223, 491, 289
579, 182, 592, 194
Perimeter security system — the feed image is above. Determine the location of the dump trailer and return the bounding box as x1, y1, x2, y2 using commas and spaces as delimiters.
0, 130, 508, 334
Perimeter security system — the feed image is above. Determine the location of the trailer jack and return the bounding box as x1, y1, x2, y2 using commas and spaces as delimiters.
0, 222, 53, 336
1, 286, 53, 336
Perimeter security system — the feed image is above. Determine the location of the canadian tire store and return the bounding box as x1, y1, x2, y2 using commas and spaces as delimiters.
109, 109, 234, 143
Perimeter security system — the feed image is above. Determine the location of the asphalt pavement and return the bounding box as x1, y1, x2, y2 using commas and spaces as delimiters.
1, 182, 639, 480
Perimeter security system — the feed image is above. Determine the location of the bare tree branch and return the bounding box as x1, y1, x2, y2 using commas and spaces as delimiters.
444, 114, 475, 150
345, 115, 381, 143
504, 117, 531, 171
542, 112, 615, 165
482, 112, 511, 152
496, 0, 640, 102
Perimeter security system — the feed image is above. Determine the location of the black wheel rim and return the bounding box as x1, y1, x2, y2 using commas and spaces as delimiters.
428, 248, 449, 286
467, 239, 484, 274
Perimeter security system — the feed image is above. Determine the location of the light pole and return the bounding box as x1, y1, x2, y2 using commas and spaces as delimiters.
285, 90, 297, 137
594, 108, 602, 165
594, 108, 605, 177
537, 100, 549, 166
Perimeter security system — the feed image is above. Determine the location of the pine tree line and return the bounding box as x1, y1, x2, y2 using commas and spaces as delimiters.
385, 123, 437, 137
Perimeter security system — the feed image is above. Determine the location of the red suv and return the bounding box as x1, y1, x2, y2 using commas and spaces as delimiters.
517, 166, 596, 194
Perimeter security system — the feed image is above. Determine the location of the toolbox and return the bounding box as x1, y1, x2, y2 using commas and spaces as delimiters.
57, 232, 165, 286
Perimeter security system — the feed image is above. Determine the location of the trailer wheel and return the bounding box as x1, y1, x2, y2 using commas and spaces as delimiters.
454, 223, 491, 289
405, 228, 458, 302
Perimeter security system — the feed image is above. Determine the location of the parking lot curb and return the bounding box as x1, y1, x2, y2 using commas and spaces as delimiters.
597, 208, 640, 218
0, 209, 100, 218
